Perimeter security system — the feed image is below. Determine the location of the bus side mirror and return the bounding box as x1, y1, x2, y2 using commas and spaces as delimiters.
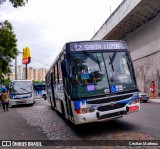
9, 85, 12, 89
61, 60, 69, 77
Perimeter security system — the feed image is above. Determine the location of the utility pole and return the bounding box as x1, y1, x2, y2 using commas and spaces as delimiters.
25, 64, 27, 79
15, 51, 23, 80
15, 57, 17, 80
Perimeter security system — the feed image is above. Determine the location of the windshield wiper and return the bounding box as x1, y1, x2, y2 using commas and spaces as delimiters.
20, 88, 31, 93
109, 55, 114, 72
124, 53, 134, 78
109, 50, 117, 65
83, 51, 101, 71
109, 50, 117, 72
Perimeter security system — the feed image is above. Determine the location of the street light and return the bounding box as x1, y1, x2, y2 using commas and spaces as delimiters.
15, 51, 23, 80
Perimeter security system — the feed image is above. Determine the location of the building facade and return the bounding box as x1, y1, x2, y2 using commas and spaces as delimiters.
10, 65, 47, 82
17, 65, 24, 80
38, 68, 47, 82
91, 0, 160, 96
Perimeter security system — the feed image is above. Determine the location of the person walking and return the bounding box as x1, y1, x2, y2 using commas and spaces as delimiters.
1, 89, 9, 112
150, 81, 155, 99
0, 92, 2, 107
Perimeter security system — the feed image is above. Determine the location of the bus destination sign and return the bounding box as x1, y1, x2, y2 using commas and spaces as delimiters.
70, 41, 127, 51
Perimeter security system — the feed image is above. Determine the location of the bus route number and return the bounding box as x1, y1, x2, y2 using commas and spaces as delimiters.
75, 44, 82, 50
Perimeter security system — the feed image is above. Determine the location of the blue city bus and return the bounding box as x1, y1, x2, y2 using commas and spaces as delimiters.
9, 80, 35, 106
34, 84, 47, 100
45, 40, 140, 125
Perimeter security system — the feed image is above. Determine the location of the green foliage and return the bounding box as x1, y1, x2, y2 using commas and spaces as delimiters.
0, 20, 18, 84
0, 0, 29, 84
1, 78, 11, 87
32, 80, 45, 85
0, 0, 28, 8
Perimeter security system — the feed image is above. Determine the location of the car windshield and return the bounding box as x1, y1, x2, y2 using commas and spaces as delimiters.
10, 81, 32, 94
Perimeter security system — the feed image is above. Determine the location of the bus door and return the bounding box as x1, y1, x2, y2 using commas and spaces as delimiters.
61, 60, 73, 119
51, 72, 56, 108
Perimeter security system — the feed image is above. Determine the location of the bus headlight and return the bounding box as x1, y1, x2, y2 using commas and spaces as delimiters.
74, 100, 95, 114
28, 94, 32, 98
88, 107, 95, 113
75, 107, 95, 114
75, 108, 87, 114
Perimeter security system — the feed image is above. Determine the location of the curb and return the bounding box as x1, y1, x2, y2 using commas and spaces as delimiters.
149, 99, 160, 103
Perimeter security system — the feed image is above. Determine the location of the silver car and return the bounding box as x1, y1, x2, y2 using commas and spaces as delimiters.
139, 92, 149, 102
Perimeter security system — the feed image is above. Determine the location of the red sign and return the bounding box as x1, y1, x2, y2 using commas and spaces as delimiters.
128, 106, 139, 112
22, 57, 31, 64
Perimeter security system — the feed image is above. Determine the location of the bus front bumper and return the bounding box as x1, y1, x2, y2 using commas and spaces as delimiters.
9, 99, 34, 106
73, 103, 140, 125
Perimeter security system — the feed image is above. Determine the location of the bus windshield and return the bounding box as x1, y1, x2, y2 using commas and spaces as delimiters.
70, 51, 136, 98
10, 81, 32, 94
103, 52, 136, 92
34, 84, 46, 90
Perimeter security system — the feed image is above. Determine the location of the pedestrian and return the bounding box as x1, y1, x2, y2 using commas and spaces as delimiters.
1, 89, 9, 112
150, 81, 155, 99
0, 92, 2, 107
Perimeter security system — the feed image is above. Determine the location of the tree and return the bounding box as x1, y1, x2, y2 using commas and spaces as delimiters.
2, 78, 11, 87
0, 20, 18, 84
0, 0, 29, 84
32, 80, 45, 85
0, 0, 28, 8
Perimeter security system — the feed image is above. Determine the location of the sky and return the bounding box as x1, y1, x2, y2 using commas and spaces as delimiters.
0, 0, 123, 70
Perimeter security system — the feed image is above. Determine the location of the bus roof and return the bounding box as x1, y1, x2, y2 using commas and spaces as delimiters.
11, 80, 33, 82
66, 40, 127, 51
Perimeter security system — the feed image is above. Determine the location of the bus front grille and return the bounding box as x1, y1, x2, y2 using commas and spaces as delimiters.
97, 103, 126, 111
86, 94, 132, 104
98, 111, 126, 120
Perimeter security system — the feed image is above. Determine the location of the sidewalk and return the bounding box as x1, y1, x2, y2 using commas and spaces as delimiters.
149, 98, 160, 103
0, 107, 47, 140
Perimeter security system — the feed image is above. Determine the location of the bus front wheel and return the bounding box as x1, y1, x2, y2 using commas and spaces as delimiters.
61, 102, 65, 117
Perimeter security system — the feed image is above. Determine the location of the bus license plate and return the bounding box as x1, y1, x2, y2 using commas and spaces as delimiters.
17, 100, 26, 103
128, 106, 139, 112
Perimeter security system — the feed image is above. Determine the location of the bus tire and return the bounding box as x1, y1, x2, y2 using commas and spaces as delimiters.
50, 98, 54, 110
61, 101, 65, 117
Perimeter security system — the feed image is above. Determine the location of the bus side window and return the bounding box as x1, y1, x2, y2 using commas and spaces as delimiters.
54, 65, 57, 84
58, 59, 62, 83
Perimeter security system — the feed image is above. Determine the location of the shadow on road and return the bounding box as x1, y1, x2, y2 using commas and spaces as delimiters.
51, 106, 137, 138
72, 120, 137, 137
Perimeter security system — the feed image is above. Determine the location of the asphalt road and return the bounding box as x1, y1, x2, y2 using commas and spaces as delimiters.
0, 98, 160, 148
120, 101, 160, 138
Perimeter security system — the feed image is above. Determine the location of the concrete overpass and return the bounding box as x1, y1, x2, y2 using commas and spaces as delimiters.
91, 0, 160, 95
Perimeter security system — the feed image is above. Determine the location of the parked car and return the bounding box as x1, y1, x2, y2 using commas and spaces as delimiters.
139, 91, 149, 102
